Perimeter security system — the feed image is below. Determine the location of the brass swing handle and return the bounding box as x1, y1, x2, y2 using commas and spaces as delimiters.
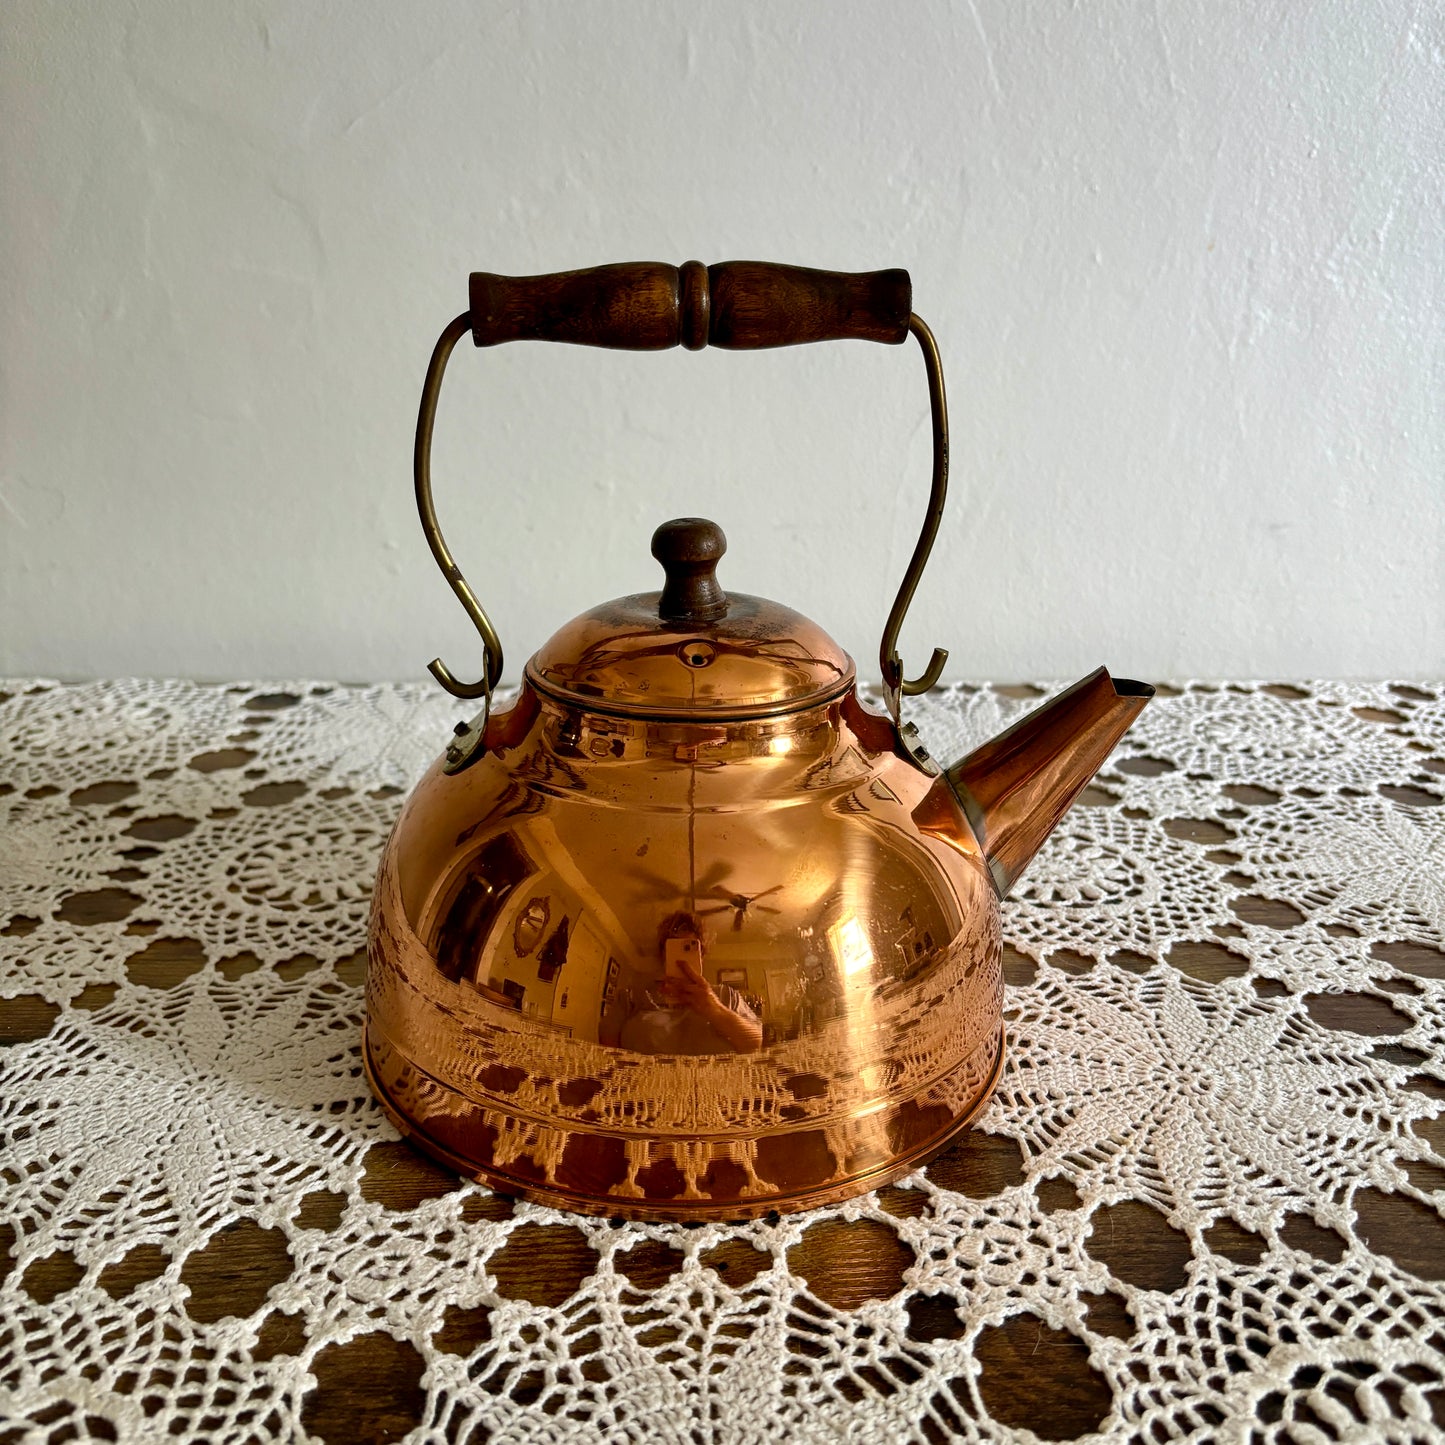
418, 261, 949, 720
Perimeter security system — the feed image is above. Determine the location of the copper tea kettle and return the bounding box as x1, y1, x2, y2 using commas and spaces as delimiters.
364, 261, 1153, 1219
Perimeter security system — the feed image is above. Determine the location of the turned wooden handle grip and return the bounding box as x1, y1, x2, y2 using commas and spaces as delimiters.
468, 261, 912, 351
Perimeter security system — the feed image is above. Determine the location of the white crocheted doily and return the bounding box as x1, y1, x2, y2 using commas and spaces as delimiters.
1, 679, 1442, 1442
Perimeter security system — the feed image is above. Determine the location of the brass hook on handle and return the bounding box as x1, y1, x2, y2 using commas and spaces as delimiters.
415, 312, 503, 700
879, 314, 950, 726
414, 265, 951, 733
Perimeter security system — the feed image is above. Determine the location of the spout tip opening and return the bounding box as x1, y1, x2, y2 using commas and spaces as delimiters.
1110, 676, 1156, 700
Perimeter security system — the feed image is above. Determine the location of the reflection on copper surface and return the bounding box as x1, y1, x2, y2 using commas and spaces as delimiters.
366, 682, 1006, 1216
832, 916, 875, 977
606, 912, 763, 1055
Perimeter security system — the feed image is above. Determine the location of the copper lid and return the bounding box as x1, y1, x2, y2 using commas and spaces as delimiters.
525, 519, 855, 718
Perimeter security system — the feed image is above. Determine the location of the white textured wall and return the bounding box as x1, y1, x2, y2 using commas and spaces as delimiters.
3, 0, 1441, 684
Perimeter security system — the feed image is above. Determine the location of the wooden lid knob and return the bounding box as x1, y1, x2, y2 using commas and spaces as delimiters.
652, 518, 729, 623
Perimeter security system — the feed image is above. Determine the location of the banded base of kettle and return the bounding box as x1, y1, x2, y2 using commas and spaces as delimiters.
362, 1019, 1006, 1221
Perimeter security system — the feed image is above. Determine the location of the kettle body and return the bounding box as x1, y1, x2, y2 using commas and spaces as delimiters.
365, 679, 1002, 1219
364, 261, 1151, 1218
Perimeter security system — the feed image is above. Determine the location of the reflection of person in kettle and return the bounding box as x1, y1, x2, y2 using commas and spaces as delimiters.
601, 912, 763, 1055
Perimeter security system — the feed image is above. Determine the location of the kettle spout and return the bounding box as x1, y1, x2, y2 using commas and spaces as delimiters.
941, 667, 1154, 897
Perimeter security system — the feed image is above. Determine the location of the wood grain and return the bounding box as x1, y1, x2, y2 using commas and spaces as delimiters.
468, 261, 911, 350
